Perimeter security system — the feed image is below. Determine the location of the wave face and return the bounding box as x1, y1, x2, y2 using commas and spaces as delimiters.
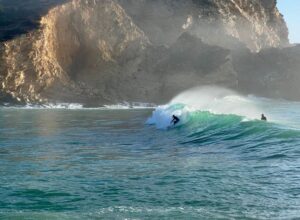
147, 86, 300, 131
1, 89, 300, 219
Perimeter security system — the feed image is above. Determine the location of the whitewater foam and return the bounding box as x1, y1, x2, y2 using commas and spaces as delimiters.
104, 102, 156, 110
0, 102, 156, 110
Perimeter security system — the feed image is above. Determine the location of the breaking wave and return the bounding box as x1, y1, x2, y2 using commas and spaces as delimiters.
147, 86, 300, 131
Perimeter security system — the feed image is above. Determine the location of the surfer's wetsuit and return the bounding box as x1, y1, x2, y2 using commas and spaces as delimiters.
261, 114, 267, 121
171, 115, 180, 125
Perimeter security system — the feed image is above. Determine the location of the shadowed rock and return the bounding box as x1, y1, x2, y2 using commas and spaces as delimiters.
1, 0, 299, 105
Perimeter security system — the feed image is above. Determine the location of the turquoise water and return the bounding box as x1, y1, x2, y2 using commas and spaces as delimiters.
1, 96, 300, 219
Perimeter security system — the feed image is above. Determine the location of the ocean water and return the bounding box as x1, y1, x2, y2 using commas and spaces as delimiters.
1, 87, 300, 219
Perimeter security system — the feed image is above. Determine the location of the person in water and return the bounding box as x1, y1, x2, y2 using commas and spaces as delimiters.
171, 115, 180, 125
261, 114, 267, 121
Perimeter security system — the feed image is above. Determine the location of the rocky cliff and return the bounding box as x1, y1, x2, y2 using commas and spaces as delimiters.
117, 0, 289, 51
1, 0, 298, 105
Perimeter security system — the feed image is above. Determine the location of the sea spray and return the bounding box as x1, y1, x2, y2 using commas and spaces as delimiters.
147, 86, 263, 129
170, 86, 262, 119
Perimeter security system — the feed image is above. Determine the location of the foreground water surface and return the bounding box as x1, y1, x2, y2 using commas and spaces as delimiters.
1, 95, 300, 219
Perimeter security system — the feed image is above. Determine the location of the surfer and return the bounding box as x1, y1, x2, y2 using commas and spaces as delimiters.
261, 114, 267, 121
171, 115, 180, 126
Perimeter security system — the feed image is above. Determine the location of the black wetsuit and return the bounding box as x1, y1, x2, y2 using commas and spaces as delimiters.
261, 115, 267, 121
171, 115, 180, 125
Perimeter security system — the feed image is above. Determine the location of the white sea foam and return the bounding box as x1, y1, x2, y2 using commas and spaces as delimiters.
146, 104, 192, 129
104, 102, 156, 110
2, 103, 84, 110
1, 102, 155, 110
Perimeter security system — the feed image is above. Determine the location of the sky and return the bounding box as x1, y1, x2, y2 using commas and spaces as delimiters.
277, 0, 300, 43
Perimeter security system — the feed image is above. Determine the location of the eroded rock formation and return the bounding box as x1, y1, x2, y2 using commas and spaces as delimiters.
117, 0, 288, 51
1, 0, 299, 105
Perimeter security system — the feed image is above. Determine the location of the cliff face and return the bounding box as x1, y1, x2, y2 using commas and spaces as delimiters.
0, 0, 297, 105
209, 0, 289, 51
234, 45, 300, 100
1, 0, 150, 104
117, 0, 288, 51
